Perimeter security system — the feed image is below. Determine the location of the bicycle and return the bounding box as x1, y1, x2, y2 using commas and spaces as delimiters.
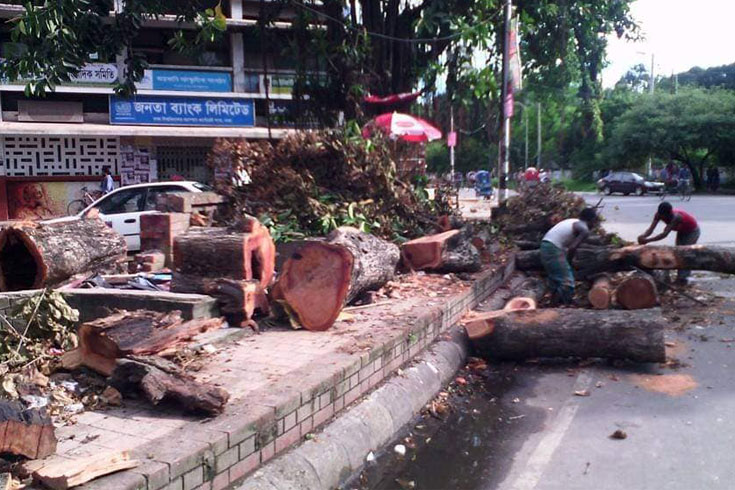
678, 179, 692, 201
67, 186, 102, 215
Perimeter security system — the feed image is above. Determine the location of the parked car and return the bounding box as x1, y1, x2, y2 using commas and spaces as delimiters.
48, 181, 213, 252
596, 172, 664, 196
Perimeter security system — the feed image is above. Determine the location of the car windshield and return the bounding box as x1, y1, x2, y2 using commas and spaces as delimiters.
193, 183, 214, 191
631, 173, 645, 181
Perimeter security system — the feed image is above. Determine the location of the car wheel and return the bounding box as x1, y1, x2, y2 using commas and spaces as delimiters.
635, 186, 644, 196
603, 186, 612, 195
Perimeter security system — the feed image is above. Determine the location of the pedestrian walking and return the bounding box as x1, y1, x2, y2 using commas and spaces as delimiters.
100, 167, 114, 195
637, 201, 700, 285
539, 208, 598, 304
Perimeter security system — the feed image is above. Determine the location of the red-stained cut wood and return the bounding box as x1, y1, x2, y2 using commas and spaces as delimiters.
273, 227, 400, 331
0, 401, 57, 459
0, 217, 126, 292
401, 228, 481, 273
615, 272, 659, 310
588, 275, 613, 309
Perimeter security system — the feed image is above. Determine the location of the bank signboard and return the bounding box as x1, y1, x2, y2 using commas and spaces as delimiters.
110, 95, 255, 127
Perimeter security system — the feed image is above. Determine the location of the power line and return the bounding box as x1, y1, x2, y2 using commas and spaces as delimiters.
289, 1, 501, 44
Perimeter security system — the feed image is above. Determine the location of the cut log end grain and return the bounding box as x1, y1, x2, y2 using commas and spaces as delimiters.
615, 273, 659, 310
0, 401, 57, 459
277, 242, 354, 331
401, 230, 460, 270
588, 275, 613, 310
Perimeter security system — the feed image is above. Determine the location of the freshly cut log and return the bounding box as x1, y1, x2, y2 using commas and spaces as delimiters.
173, 222, 276, 289
401, 228, 481, 273
469, 308, 666, 362
0, 217, 126, 291
172, 275, 268, 329
464, 296, 538, 341
274, 227, 400, 331
63, 311, 224, 376
575, 245, 735, 277
588, 275, 613, 309
110, 357, 229, 415
0, 401, 56, 459
503, 297, 536, 311
32, 450, 139, 490
615, 272, 659, 310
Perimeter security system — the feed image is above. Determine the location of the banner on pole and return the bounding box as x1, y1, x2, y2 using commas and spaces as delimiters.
504, 16, 522, 119
447, 131, 457, 147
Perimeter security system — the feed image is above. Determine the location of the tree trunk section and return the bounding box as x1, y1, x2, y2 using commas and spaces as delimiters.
173, 221, 275, 289
401, 228, 481, 273
110, 357, 229, 415
0, 217, 126, 291
274, 227, 399, 331
615, 272, 659, 310
0, 401, 56, 459
468, 308, 666, 362
588, 275, 613, 309
575, 245, 735, 276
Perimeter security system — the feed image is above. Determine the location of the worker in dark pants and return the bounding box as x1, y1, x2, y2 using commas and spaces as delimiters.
638, 201, 701, 285
539, 208, 597, 304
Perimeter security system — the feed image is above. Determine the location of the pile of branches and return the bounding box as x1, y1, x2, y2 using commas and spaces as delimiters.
208, 130, 455, 242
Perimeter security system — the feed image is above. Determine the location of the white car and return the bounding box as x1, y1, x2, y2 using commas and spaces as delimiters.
59, 181, 212, 252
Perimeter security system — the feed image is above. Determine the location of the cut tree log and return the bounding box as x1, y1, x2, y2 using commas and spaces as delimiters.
62, 311, 224, 376
172, 275, 268, 329
0, 217, 126, 291
468, 308, 666, 362
32, 450, 139, 490
615, 272, 659, 310
0, 401, 56, 459
110, 356, 229, 415
575, 245, 735, 277
173, 222, 276, 289
401, 227, 481, 273
588, 275, 613, 310
273, 227, 400, 331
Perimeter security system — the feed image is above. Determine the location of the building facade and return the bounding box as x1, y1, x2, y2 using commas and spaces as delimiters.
0, 0, 312, 220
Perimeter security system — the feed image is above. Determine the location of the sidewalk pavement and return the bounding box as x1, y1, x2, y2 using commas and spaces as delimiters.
40, 257, 515, 490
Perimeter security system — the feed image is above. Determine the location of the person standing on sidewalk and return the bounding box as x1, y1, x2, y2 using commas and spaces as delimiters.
539, 208, 598, 304
637, 201, 701, 285
100, 167, 115, 195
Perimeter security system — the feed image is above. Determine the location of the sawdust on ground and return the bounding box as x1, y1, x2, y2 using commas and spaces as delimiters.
628, 373, 698, 397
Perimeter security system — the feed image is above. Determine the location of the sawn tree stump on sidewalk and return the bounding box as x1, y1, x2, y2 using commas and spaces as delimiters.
401, 228, 481, 273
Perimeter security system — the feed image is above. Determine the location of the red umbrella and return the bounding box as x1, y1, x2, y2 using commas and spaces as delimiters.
362, 112, 442, 143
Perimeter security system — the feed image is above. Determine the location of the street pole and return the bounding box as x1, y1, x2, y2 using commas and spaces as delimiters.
647, 53, 654, 175
537, 102, 541, 168
498, 0, 512, 204
450, 106, 457, 208
524, 106, 529, 168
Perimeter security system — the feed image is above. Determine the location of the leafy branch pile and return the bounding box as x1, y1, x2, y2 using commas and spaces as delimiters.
208, 129, 455, 242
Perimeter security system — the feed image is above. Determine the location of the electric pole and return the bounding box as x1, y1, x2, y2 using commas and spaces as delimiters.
498, 0, 512, 204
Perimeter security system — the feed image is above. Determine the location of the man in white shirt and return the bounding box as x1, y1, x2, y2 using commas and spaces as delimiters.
100, 167, 114, 194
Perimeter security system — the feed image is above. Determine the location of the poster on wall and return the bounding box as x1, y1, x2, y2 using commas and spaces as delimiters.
119, 145, 157, 186
7, 181, 96, 220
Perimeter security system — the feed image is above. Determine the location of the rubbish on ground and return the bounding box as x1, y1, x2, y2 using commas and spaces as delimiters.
393, 444, 406, 456
609, 429, 627, 440
31, 450, 139, 490
0, 400, 57, 459
574, 390, 591, 397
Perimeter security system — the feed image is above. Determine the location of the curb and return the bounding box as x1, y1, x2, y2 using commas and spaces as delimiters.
234, 327, 469, 490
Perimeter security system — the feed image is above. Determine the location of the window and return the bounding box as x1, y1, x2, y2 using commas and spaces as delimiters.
144, 185, 189, 211
96, 188, 148, 215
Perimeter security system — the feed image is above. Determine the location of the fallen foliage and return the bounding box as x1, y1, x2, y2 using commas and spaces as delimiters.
208, 129, 456, 242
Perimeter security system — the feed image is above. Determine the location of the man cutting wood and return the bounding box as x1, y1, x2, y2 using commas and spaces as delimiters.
539, 208, 597, 304
637, 201, 701, 285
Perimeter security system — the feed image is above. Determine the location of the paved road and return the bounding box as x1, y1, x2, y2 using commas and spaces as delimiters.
581, 193, 735, 246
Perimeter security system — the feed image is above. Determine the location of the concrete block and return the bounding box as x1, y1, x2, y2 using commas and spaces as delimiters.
130, 461, 170, 490
251, 453, 320, 490
215, 447, 239, 474
183, 466, 204, 490
370, 381, 414, 432
344, 399, 393, 449
229, 452, 260, 484
238, 436, 256, 459
76, 469, 147, 490
297, 437, 351, 490
320, 415, 374, 471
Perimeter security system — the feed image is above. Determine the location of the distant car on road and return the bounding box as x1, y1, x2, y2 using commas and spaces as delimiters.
597, 171, 664, 196
48, 181, 213, 252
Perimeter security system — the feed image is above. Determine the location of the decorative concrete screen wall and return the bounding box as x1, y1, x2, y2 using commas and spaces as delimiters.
0, 136, 120, 176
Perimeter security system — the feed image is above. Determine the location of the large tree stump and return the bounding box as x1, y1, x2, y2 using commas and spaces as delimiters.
401, 228, 481, 273
273, 227, 400, 331
62, 310, 224, 376
467, 308, 666, 362
0, 217, 126, 291
588, 275, 613, 309
110, 357, 229, 415
0, 401, 57, 459
615, 272, 659, 310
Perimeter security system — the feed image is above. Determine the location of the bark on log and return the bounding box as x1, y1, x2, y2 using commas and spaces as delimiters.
171, 275, 268, 329
516, 250, 543, 271
401, 228, 481, 273
110, 357, 229, 415
588, 275, 613, 310
575, 245, 735, 277
273, 227, 400, 331
615, 272, 659, 310
468, 308, 666, 362
173, 221, 275, 289
0, 217, 126, 291
0, 401, 56, 459
63, 311, 224, 376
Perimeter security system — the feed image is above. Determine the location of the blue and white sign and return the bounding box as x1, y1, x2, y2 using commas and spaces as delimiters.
136, 69, 232, 92
110, 95, 255, 127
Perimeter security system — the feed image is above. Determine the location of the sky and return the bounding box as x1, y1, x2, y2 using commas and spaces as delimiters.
602, 0, 735, 87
